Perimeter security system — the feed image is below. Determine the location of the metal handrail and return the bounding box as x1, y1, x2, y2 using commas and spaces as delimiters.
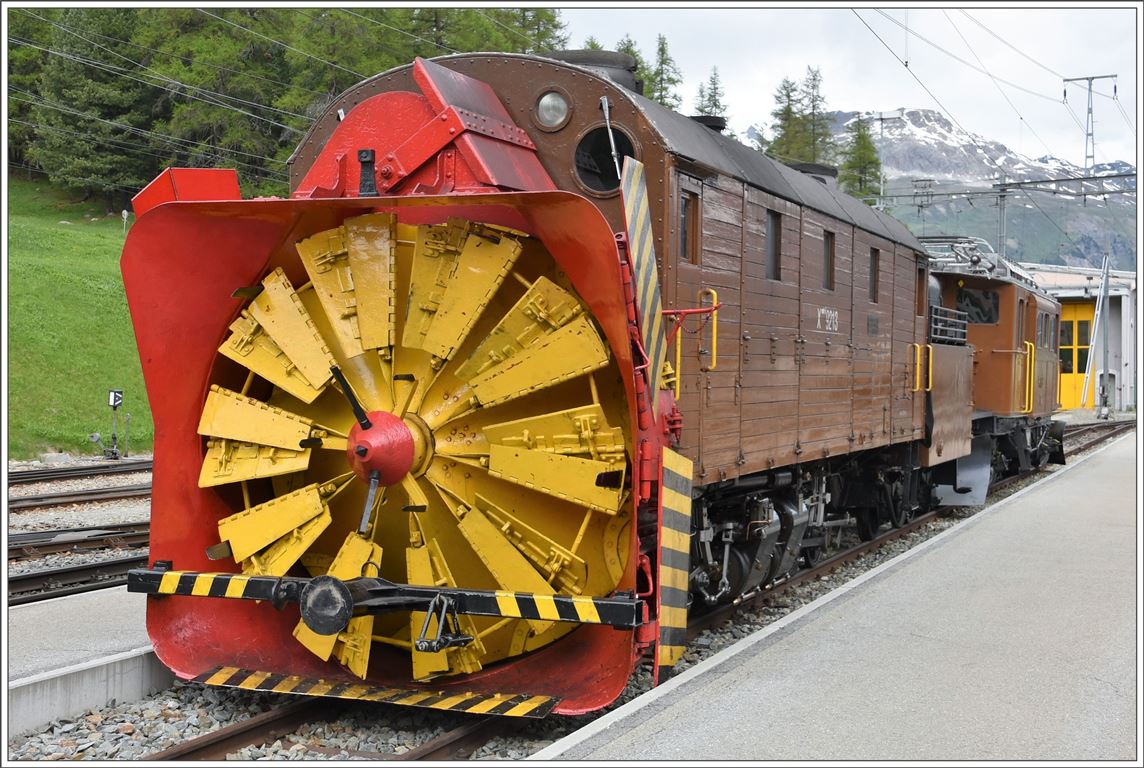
929, 305, 968, 345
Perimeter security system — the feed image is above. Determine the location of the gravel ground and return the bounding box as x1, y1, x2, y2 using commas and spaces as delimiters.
3, 434, 1125, 760
7, 498, 151, 533
8, 547, 150, 577
8, 471, 153, 499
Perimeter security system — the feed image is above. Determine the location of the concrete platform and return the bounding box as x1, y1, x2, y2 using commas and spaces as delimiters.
534, 434, 1138, 761
7, 586, 171, 735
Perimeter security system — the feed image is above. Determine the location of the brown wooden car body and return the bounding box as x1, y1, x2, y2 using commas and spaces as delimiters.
291, 52, 1063, 608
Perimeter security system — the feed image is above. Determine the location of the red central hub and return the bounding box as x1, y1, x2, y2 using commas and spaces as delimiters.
346, 411, 415, 486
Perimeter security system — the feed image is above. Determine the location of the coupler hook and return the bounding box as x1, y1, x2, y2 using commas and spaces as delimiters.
415, 594, 474, 653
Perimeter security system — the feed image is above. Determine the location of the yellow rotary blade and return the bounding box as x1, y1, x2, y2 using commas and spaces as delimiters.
218, 312, 326, 404
343, 213, 397, 352
403, 220, 522, 365
198, 386, 314, 449
470, 404, 625, 463
451, 275, 580, 382
455, 505, 555, 635
472, 494, 588, 595
406, 539, 487, 681
487, 445, 625, 514
296, 225, 365, 359
215, 482, 340, 575
466, 315, 611, 408
199, 440, 310, 488
246, 268, 336, 395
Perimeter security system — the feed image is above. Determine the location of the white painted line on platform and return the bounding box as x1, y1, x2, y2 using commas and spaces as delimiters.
530, 432, 1134, 761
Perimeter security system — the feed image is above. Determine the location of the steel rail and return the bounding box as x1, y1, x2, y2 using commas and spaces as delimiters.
8, 523, 150, 560
1071, 423, 1135, 454
7, 459, 153, 485
8, 553, 151, 605
141, 700, 335, 760
8, 483, 152, 511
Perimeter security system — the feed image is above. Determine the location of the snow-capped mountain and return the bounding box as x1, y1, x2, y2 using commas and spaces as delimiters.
830, 109, 1135, 191
748, 109, 1136, 268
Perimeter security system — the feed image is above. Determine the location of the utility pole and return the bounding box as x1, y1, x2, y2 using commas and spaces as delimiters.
869, 110, 903, 210
1100, 236, 1111, 417
1063, 73, 1117, 173
997, 173, 1007, 259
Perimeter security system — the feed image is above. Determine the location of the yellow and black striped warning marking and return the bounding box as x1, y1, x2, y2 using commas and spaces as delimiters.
127, 569, 643, 628
656, 447, 693, 668
487, 590, 622, 625
194, 666, 559, 718
128, 569, 288, 601
621, 158, 667, 415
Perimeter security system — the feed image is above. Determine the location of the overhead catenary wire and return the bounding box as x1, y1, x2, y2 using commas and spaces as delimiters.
8, 161, 152, 193
942, 10, 1063, 169
290, 8, 409, 62
9, 86, 290, 180
16, 8, 325, 97
475, 8, 541, 50
872, 9, 1062, 103
959, 10, 1063, 79
853, 10, 1082, 253
11, 26, 311, 123
9, 37, 306, 133
197, 8, 367, 79
336, 8, 461, 54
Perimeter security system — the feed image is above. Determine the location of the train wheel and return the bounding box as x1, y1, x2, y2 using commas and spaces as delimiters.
854, 508, 879, 541
884, 484, 909, 528
197, 214, 632, 682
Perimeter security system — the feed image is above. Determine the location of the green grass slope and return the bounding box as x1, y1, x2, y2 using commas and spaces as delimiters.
7, 178, 153, 458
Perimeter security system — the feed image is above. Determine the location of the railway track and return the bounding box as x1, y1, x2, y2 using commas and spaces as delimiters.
8, 522, 150, 561
8, 483, 152, 511
7, 459, 153, 485
143, 699, 510, 761
8, 553, 151, 605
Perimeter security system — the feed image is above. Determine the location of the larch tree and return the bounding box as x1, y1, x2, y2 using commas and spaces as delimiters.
800, 66, 835, 164
838, 118, 882, 200
695, 66, 727, 117
647, 34, 682, 110
764, 76, 805, 161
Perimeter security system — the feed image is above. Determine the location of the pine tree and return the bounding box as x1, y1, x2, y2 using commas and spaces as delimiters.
28, 8, 167, 207
647, 34, 682, 110
800, 66, 835, 164
695, 66, 727, 117
838, 118, 882, 200
583, 35, 604, 50
764, 77, 806, 161
7, 8, 57, 168
132, 8, 300, 196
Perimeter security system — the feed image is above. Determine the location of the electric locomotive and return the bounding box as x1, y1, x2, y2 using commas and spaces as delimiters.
123, 50, 1062, 716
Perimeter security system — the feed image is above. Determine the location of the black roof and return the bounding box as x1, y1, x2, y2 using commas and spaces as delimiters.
628, 91, 926, 252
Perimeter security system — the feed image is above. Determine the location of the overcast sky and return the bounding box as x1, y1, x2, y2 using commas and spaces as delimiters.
560, 5, 1139, 170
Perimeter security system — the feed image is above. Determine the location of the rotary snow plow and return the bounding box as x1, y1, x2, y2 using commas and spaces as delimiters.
122, 58, 676, 716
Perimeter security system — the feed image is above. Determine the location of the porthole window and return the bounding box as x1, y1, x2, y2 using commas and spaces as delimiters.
574, 126, 635, 193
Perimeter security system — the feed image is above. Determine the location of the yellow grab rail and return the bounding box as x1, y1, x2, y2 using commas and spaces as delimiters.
925, 344, 934, 392
700, 288, 718, 371
909, 343, 922, 392
1023, 341, 1035, 413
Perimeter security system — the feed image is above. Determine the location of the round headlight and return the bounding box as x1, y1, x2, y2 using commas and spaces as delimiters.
535, 91, 570, 128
